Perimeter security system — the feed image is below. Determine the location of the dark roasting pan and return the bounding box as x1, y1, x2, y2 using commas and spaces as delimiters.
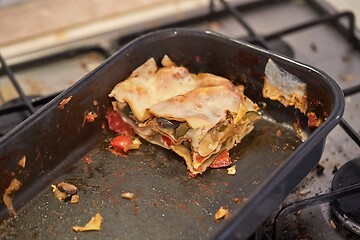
0, 29, 344, 239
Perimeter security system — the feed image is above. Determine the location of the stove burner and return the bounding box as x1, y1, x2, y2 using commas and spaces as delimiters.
331, 158, 360, 235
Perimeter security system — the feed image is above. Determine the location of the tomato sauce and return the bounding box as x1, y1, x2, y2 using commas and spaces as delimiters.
106, 109, 134, 137
210, 150, 231, 168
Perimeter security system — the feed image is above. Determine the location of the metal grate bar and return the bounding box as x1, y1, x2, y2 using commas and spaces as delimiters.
0, 54, 35, 115
343, 84, 360, 97
339, 119, 360, 147
305, 0, 360, 49
0, 93, 59, 115
262, 11, 360, 47
274, 182, 360, 238
218, 0, 271, 49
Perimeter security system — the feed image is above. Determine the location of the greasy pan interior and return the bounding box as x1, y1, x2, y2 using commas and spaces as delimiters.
0, 29, 344, 239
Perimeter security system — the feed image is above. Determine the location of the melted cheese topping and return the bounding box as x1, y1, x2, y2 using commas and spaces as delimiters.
109, 56, 236, 122
109, 57, 197, 121
149, 85, 239, 129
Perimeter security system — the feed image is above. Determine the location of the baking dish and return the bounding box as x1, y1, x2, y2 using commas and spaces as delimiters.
0, 29, 344, 239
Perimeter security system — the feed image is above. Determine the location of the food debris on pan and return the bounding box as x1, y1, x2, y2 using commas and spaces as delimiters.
72, 213, 103, 232
214, 206, 231, 221
227, 165, 236, 175
3, 178, 22, 218
51, 182, 79, 203
82, 111, 98, 127
330, 219, 337, 229
17, 155, 26, 168
307, 112, 323, 128
110, 135, 141, 153
232, 197, 241, 204
70, 194, 80, 204
57, 96, 73, 109
293, 120, 308, 142
121, 192, 135, 200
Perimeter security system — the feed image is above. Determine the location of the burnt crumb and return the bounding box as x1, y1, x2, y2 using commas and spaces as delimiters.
332, 166, 338, 174
315, 164, 324, 175
341, 54, 351, 62
340, 74, 354, 82
310, 42, 318, 52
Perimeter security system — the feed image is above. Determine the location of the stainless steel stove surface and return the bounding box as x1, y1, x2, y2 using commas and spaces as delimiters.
0, 0, 359, 239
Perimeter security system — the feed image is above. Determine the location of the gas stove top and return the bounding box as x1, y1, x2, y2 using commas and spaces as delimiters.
0, 0, 359, 239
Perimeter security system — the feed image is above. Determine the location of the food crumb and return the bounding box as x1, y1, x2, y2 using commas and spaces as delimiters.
58, 182, 78, 195
93, 100, 99, 106
332, 166, 338, 174
51, 185, 67, 201
83, 112, 98, 126
51, 182, 78, 202
3, 178, 22, 217
330, 219, 336, 229
121, 192, 135, 200
276, 129, 282, 137
71, 195, 80, 204
72, 213, 103, 232
58, 96, 73, 109
83, 157, 94, 165
310, 42, 318, 52
214, 207, 230, 221
227, 165, 236, 175
232, 197, 240, 204
299, 189, 311, 196
315, 164, 324, 175
18, 155, 26, 168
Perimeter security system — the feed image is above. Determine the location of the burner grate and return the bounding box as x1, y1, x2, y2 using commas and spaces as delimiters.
0, 46, 110, 137
0, 55, 35, 115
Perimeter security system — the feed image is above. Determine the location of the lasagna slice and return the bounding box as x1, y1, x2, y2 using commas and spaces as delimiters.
109, 55, 259, 175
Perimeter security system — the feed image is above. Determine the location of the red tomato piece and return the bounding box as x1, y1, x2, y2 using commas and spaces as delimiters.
161, 135, 172, 147
210, 150, 231, 168
106, 109, 134, 137
110, 135, 131, 152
